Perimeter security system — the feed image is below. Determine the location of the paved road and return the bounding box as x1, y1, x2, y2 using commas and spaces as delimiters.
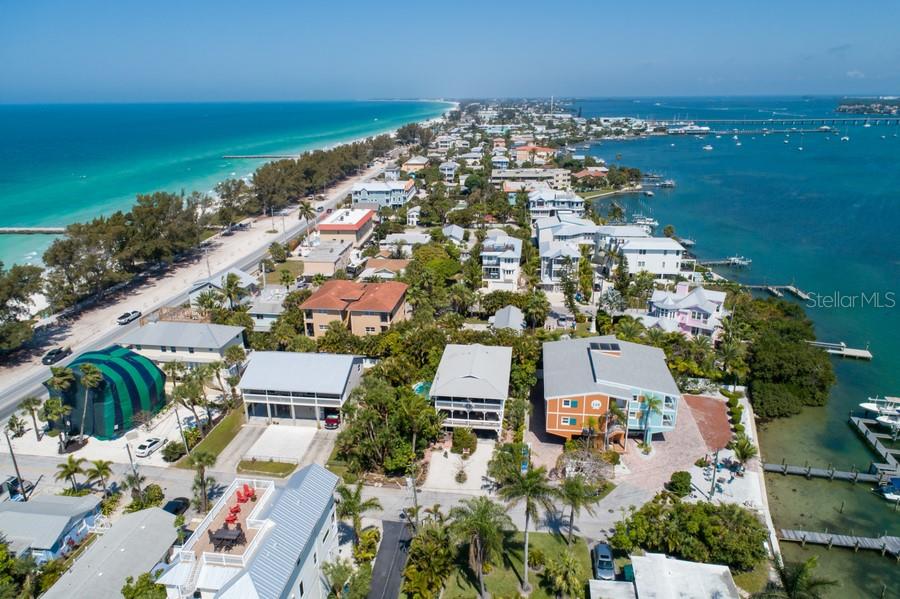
0, 161, 387, 419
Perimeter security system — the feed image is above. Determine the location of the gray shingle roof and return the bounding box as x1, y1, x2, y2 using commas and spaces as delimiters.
220, 465, 338, 599
0, 495, 101, 552
430, 344, 512, 401
543, 336, 680, 399
42, 508, 176, 599
117, 321, 244, 350
238, 352, 361, 395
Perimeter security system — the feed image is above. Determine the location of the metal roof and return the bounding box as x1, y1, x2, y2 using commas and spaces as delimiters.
543, 336, 680, 399
632, 553, 740, 599
219, 465, 338, 599
117, 321, 244, 350
190, 268, 257, 293
42, 508, 176, 599
430, 344, 512, 401
493, 306, 525, 332
620, 237, 685, 251
0, 495, 101, 552
239, 351, 361, 395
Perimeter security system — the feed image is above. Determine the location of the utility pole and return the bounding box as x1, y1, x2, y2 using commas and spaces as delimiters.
709, 448, 720, 500
4, 430, 27, 502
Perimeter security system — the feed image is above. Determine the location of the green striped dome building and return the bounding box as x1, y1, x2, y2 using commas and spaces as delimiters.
44, 346, 166, 440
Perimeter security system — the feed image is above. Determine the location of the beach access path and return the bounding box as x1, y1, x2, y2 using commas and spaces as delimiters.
0, 159, 389, 416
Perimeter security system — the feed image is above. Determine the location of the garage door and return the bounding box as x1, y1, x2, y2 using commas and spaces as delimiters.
292, 405, 317, 420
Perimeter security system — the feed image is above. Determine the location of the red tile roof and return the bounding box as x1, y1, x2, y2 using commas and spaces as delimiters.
300, 280, 408, 313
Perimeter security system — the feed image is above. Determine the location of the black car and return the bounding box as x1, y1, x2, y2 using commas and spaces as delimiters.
42, 347, 71, 365
163, 497, 190, 516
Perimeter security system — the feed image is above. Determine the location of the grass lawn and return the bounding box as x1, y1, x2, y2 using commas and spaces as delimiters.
443, 532, 592, 599
325, 443, 351, 481
237, 459, 297, 478
265, 259, 305, 284
733, 559, 771, 595
175, 409, 245, 469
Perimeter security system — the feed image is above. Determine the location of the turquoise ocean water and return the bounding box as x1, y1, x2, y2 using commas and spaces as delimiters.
575, 97, 900, 597
0, 100, 449, 267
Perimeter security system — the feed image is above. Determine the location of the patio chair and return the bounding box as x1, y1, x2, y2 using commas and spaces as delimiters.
236, 490, 247, 503
243, 483, 256, 499
225, 514, 238, 525
230, 505, 241, 514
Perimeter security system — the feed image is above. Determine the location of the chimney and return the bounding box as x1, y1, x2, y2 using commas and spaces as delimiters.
675, 282, 690, 296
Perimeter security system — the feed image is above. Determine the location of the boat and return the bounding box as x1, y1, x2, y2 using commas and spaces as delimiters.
727, 255, 752, 267
702, 145, 713, 151
643, 191, 655, 197
715, 135, 722, 139
736, 142, 742, 146
783, 139, 789, 144
659, 179, 676, 188
875, 477, 900, 502
863, 122, 872, 128
840, 136, 850, 142
732, 135, 739, 140
679, 238, 696, 247
875, 413, 900, 429
631, 215, 659, 228
859, 396, 900, 416
798, 147, 804, 151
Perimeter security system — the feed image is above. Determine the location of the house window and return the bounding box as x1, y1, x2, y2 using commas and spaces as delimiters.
561, 417, 577, 426
160, 347, 166, 352
639, 249, 647, 255
319, 324, 328, 330
299, 581, 304, 596
562, 399, 578, 408
365, 327, 376, 334
188, 347, 195, 354
170, 347, 177, 353
591, 400, 601, 410
637, 261, 646, 268
313, 552, 317, 564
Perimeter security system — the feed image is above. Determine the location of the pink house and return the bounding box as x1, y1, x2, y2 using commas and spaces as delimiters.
640, 282, 727, 341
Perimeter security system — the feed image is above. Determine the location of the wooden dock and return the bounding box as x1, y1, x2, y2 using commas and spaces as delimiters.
779, 529, 900, 559
850, 416, 900, 473
744, 284, 810, 300
0, 227, 65, 235
807, 340, 873, 360
763, 462, 885, 483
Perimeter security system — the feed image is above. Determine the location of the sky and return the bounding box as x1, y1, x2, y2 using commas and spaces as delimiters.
1, 0, 898, 103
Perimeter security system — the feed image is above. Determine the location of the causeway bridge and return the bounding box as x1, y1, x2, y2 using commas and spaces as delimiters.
661, 117, 900, 127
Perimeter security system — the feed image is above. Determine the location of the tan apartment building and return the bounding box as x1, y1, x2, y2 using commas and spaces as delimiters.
299, 240, 352, 277
317, 208, 375, 248
300, 280, 409, 339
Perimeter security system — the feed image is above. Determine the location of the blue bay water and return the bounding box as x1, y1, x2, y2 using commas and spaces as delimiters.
0, 100, 448, 266
576, 97, 900, 597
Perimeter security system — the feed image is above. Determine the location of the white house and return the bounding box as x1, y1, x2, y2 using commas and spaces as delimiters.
538, 240, 582, 291
240, 352, 363, 423
490, 168, 571, 190
535, 214, 599, 246
351, 179, 416, 208
481, 229, 522, 291
406, 205, 421, 227
116, 321, 245, 368
439, 160, 460, 183
247, 286, 288, 332
491, 154, 510, 169
589, 553, 740, 599
159, 467, 339, 599
528, 189, 585, 220
189, 268, 258, 307
639, 282, 728, 340
380, 232, 431, 257
616, 237, 685, 279
596, 225, 651, 250
430, 344, 512, 436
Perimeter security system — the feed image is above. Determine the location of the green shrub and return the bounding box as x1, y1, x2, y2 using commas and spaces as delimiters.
726, 397, 740, 409
162, 441, 186, 463
101, 492, 122, 516
353, 527, 381, 564
695, 457, 708, 468
451, 427, 477, 456
455, 469, 467, 484
59, 487, 91, 497
734, 423, 745, 434
667, 471, 693, 497
528, 547, 546, 569
601, 450, 621, 465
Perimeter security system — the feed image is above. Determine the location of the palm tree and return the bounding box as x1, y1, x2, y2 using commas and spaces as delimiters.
77, 363, 103, 441
523, 290, 551, 329
47, 367, 76, 442
753, 556, 838, 599
279, 269, 294, 289
732, 435, 759, 468
188, 450, 217, 513
336, 482, 382, 546
86, 459, 113, 494
542, 550, 585, 599
55, 455, 86, 493
221, 272, 245, 310
558, 475, 601, 544
123, 471, 147, 503
641, 394, 663, 445
39, 397, 72, 453
398, 392, 440, 529
718, 338, 747, 391
298, 200, 316, 234
603, 401, 628, 450
449, 497, 513, 598
614, 318, 645, 342
498, 465, 555, 593
195, 289, 222, 316
18, 397, 43, 441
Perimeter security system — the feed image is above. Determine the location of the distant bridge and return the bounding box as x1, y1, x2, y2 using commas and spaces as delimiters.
662, 117, 900, 126
0, 227, 66, 235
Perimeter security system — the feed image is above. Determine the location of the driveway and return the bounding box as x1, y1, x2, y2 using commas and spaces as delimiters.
367, 520, 412, 599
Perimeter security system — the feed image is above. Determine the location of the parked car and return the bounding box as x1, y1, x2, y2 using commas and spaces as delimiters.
116, 310, 142, 325
182, 414, 209, 430
324, 414, 341, 430
41, 347, 71, 365
135, 437, 165, 457
0, 476, 34, 502
592, 542, 616, 580
163, 497, 190, 516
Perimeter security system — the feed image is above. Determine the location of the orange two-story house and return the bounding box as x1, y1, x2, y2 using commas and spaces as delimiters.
542, 336, 681, 452
300, 280, 409, 339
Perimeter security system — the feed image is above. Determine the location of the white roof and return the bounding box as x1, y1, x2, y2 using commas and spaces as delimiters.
650, 286, 726, 314
621, 237, 685, 251
352, 180, 411, 192
439, 160, 460, 170
430, 344, 512, 401
539, 240, 581, 260
118, 321, 244, 350
382, 232, 431, 246
320, 208, 373, 227
596, 225, 650, 239
404, 155, 428, 165
589, 580, 636, 599
239, 352, 361, 395
632, 553, 740, 599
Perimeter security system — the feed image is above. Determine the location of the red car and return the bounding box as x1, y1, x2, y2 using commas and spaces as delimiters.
324, 415, 341, 429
